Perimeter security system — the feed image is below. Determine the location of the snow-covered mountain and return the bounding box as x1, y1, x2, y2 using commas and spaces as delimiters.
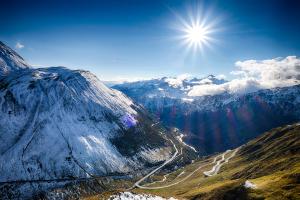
0, 41, 30, 76
114, 76, 300, 154
0, 42, 174, 182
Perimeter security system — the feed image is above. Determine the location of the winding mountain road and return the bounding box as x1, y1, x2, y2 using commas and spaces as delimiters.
203, 148, 240, 177
133, 147, 239, 190
135, 160, 209, 189
131, 138, 179, 189
203, 150, 231, 177
143, 172, 170, 186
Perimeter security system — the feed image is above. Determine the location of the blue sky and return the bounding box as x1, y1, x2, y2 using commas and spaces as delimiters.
1, 0, 300, 81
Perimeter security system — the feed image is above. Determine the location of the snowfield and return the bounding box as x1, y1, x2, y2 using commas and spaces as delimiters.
109, 192, 177, 200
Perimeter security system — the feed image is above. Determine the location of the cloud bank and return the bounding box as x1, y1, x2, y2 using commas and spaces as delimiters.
165, 73, 191, 88
188, 56, 300, 96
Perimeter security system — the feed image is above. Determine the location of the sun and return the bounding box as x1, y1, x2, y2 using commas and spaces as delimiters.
185, 25, 209, 45
174, 4, 220, 53
180, 20, 214, 52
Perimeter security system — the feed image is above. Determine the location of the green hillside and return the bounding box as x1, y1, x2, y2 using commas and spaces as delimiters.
88, 123, 300, 200
130, 123, 300, 200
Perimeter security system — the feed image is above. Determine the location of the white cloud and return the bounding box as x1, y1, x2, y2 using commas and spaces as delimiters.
230, 70, 246, 76
226, 78, 262, 94
235, 56, 300, 81
216, 74, 226, 80
198, 78, 213, 84
188, 84, 226, 96
188, 56, 300, 96
165, 73, 191, 88
15, 42, 24, 49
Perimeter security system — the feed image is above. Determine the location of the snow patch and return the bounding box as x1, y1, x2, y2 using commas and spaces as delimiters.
109, 192, 177, 200
139, 147, 171, 163
244, 180, 257, 189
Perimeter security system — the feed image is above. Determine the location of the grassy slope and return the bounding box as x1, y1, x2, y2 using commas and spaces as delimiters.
85, 123, 300, 200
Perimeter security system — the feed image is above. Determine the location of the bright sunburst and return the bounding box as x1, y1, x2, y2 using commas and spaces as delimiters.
180, 18, 216, 52
174, 4, 221, 53
184, 24, 209, 46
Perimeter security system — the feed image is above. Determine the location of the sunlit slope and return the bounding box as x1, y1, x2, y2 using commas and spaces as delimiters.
133, 123, 300, 200
0, 41, 175, 182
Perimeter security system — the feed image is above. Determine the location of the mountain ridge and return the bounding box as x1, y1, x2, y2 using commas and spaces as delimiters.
0, 41, 30, 75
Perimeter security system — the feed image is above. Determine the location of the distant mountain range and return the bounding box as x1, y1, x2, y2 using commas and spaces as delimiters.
0, 41, 179, 183
113, 75, 226, 101
113, 74, 300, 154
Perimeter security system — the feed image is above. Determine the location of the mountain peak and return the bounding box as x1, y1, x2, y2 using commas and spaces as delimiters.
0, 41, 30, 76
207, 74, 215, 79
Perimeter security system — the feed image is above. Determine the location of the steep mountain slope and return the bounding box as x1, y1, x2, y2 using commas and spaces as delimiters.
0, 41, 30, 75
0, 42, 175, 183
94, 123, 299, 200
113, 78, 300, 155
